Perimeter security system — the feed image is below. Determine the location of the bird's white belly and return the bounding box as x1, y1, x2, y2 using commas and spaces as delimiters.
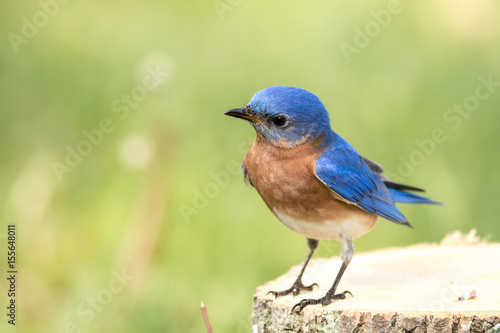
273, 208, 377, 241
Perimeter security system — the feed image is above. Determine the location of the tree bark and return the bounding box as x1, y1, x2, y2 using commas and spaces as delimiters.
252, 237, 500, 333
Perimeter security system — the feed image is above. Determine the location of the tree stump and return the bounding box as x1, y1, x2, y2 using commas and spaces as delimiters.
252, 234, 500, 333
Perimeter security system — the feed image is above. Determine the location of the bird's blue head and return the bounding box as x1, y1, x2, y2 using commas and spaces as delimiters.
225, 86, 333, 148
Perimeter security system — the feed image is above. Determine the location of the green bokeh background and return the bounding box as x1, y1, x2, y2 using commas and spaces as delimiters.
1, 0, 499, 332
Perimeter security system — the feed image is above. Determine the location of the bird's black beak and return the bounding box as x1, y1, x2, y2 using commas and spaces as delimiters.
225, 108, 263, 124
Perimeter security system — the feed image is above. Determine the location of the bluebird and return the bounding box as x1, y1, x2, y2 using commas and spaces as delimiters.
225, 86, 439, 312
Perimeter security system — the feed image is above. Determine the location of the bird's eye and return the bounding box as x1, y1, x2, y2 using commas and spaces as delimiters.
270, 114, 289, 128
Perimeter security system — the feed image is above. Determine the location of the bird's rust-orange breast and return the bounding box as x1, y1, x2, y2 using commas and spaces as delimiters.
243, 134, 377, 238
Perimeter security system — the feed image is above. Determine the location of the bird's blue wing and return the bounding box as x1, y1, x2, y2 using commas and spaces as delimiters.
314, 146, 409, 225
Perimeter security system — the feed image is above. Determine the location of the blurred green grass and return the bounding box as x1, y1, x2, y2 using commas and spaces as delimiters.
1, 0, 500, 332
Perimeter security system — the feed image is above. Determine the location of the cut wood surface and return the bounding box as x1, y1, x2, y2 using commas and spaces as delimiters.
252, 235, 500, 333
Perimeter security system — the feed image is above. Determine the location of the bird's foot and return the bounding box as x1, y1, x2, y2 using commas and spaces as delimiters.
291, 290, 352, 313
267, 280, 319, 298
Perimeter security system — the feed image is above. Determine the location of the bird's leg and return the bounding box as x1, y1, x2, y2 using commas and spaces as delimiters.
267, 238, 319, 298
292, 238, 354, 312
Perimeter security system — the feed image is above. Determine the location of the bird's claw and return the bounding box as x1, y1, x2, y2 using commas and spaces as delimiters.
291, 290, 353, 313
266, 281, 318, 298
336, 290, 352, 299
291, 298, 323, 313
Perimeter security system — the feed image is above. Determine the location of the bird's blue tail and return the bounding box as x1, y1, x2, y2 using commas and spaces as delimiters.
388, 188, 441, 205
